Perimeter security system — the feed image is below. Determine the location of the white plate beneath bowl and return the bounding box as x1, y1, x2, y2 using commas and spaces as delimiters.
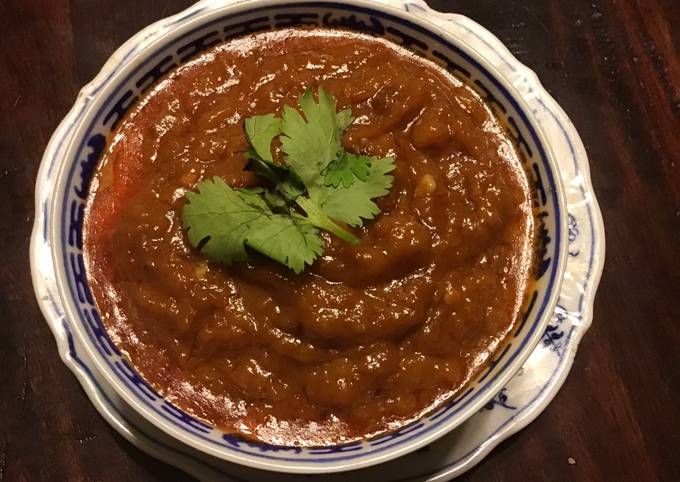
31, 0, 604, 479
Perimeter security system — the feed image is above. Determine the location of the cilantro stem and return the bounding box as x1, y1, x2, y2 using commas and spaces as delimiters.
295, 197, 360, 245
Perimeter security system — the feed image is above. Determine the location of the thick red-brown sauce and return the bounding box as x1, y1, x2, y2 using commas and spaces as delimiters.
85, 29, 535, 446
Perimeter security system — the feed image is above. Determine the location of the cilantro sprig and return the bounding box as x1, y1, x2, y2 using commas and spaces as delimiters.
182, 88, 395, 273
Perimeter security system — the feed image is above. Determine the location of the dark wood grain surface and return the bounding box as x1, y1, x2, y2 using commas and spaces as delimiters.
1, 0, 678, 480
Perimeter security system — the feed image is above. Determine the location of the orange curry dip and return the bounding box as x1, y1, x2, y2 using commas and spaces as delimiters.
85, 29, 535, 446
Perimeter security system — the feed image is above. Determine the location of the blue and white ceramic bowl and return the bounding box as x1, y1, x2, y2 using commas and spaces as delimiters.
31, 0, 570, 473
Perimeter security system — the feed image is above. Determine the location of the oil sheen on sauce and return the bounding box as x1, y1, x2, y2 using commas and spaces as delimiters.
84, 29, 536, 446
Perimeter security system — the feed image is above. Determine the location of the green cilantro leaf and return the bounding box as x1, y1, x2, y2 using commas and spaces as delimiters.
183, 177, 323, 273
280, 88, 353, 188
245, 213, 323, 274
244, 114, 282, 162
325, 152, 373, 188
311, 156, 396, 227
243, 114, 294, 188
295, 196, 359, 245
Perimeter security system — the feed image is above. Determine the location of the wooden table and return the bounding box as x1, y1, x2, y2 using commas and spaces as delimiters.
1, 0, 678, 480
